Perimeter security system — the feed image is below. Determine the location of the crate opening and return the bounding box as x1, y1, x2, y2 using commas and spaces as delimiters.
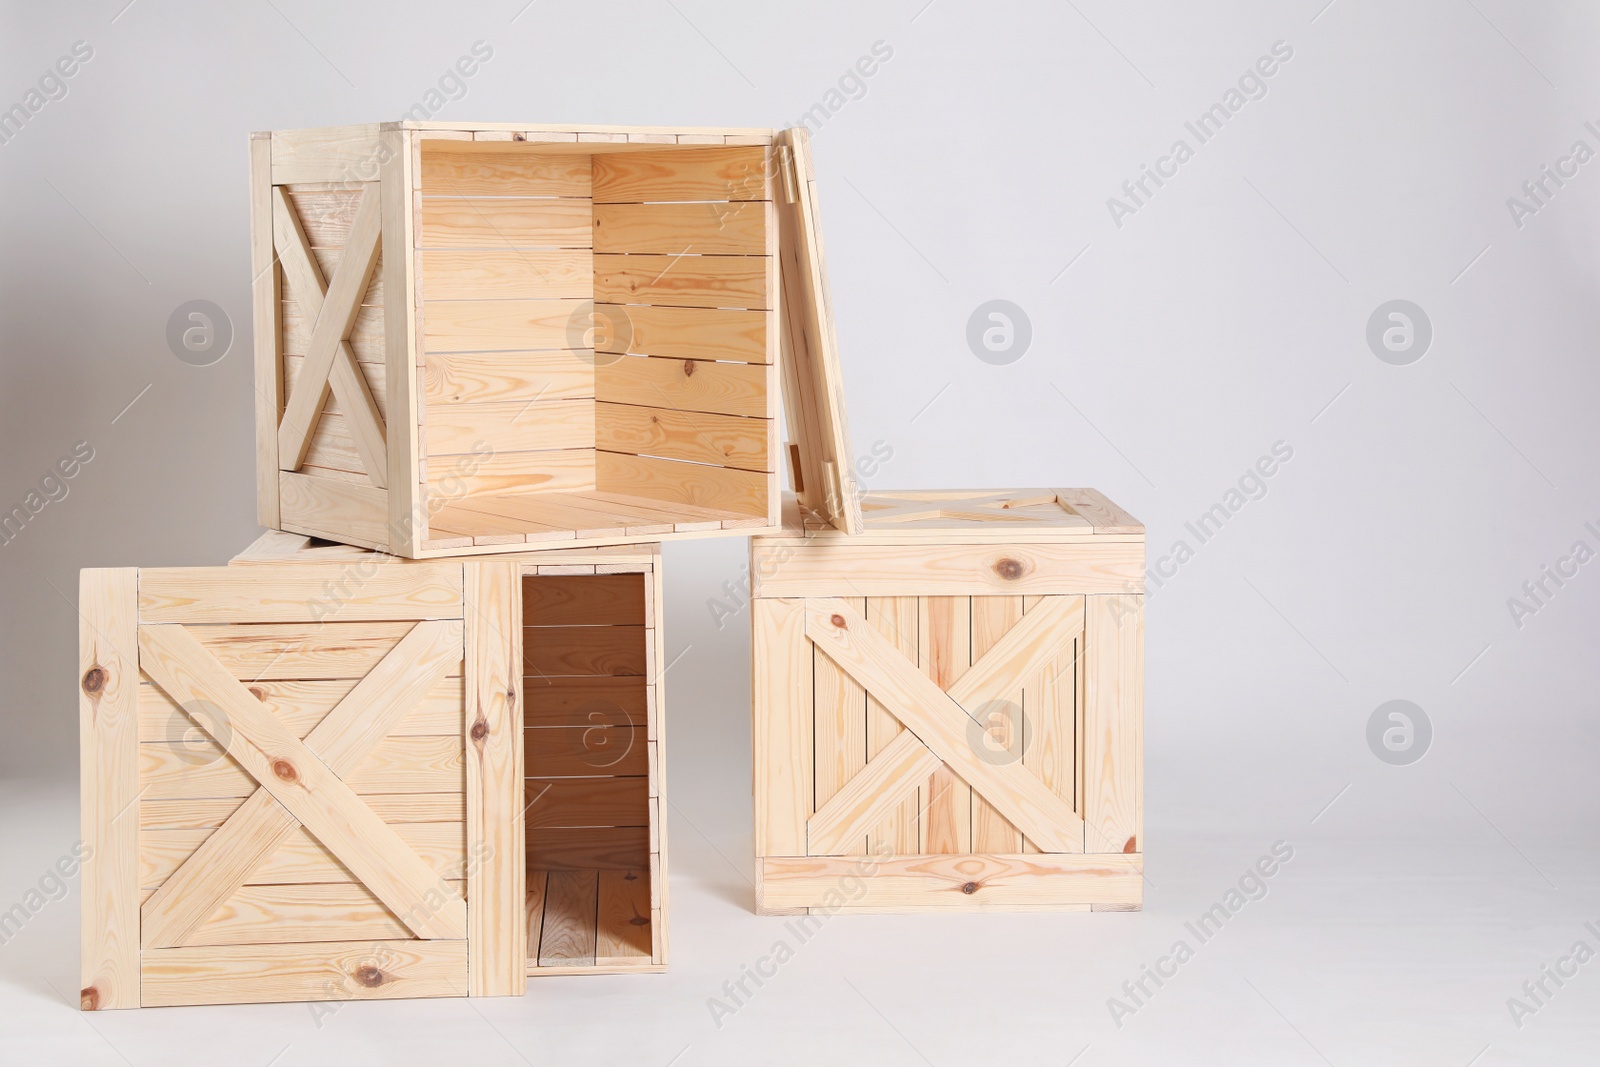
522, 571, 654, 971
417, 140, 777, 550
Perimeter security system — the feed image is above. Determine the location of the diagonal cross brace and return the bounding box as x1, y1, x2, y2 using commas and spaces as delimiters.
272, 183, 388, 484
804, 596, 1085, 854
137, 623, 467, 942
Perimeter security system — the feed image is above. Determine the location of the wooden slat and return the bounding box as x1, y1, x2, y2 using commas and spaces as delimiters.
812, 596, 865, 853
524, 573, 644, 626
591, 146, 768, 203
596, 402, 770, 472
526, 675, 647, 727
79, 569, 139, 1010
866, 597, 920, 854
173, 620, 414, 680
288, 358, 388, 418
421, 197, 591, 249
422, 299, 579, 352
280, 471, 390, 549
1084, 595, 1143, 855
419, 148, 590, 196
597, 353, 768, 419
382, 125, 421, 555
139, 620, 465, 948
141, 939, 467, 1007
427, 399, 594, 456
136, 625, 468, 940
178, 882, 464, 947
426, 350, 593, 405
141, 822, 465, 888
919, 596, 971, 855
283, 302, 384, 357
1024, 595, 1078, 853
142, 793, 463, 831
140, 734, 464, 800
252, 136, 282, 528
421, 250, 591, 300
270, 125, 383, 184
137, 565, 461, 624
527, 826, 648, 870
595, 452, 767, 517
538, 871, 598, 966
465, 562, 526, 997
595, 304, 771, 364
593, 201, 767, 255
1056, 488, 1144, 535
524, 625, 646, 677
806, 599, 1084, 854
752, 598, 809, 857
595, 869, 651, 962
139, 677, 463, 740
758, 853, 1142, 911
285, 187, 364, 247
525, 778, 649, 829
751, 541, 1146, 599
594, 253, 769, 310
971, 596, 1025, 853
427, 449, 595, 501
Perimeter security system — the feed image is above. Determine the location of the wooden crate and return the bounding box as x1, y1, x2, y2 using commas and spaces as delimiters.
79, 532, 668, 1010
252, 121, 858, 558
749, 489, 1145, 913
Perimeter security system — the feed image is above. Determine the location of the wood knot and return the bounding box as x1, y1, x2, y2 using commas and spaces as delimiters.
629, 915, 650, 926
993, 557, 1025, 581
80, 986, 100, 1011
272, 759, 299, 783
81, 667, 106, 695
511, 132, 526, 141
248, 686, 267, 701
829, 613, 846, 629
682, 359, 696, 377
353, 965, 385, 988
1123, 835, 1137, 854
470, 719, 489, 743
960, 881, 980, 895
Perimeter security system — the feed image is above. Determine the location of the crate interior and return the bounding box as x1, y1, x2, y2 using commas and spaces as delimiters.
419, 139, 777, 549
522, 571, 655, 971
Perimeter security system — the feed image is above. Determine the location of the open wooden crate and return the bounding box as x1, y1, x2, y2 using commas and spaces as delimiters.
252, 121, 858, 558
79, 532, 667, 1009
750, 489, 1145, 913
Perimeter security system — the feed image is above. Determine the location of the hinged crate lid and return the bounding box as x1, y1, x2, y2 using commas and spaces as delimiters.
773, 127, 862, 536
769, 488, 1144, 545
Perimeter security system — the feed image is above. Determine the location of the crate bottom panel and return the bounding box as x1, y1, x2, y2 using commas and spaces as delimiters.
139, 939, 469, 1007
755, 853, 1143, 913
526, 868, 657, 976
426, 488, 769, 551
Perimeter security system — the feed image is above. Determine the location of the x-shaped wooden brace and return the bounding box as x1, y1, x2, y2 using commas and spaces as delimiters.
138, 620, 466, 948
272, 183, 388, 486
804, 596, 1086, 855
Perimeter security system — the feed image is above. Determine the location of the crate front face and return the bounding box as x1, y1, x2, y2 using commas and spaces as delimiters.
521, 560, 666, 974
413, 137, 781, 553
752, 556, 1143, 913
79, 563, 527, 1008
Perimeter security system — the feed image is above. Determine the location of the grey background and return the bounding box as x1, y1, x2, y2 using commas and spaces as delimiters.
2, 0, 1598, 1063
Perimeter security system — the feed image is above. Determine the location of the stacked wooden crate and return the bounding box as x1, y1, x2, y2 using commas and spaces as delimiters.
78, 119, 1143, 1011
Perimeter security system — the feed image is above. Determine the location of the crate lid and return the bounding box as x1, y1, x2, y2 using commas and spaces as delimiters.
774, 128, 863, 536
767, 488, 1143, 545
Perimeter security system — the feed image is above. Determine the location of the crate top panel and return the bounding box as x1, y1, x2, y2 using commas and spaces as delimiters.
232, 531, 659, 569
764, 489, 1144, 546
